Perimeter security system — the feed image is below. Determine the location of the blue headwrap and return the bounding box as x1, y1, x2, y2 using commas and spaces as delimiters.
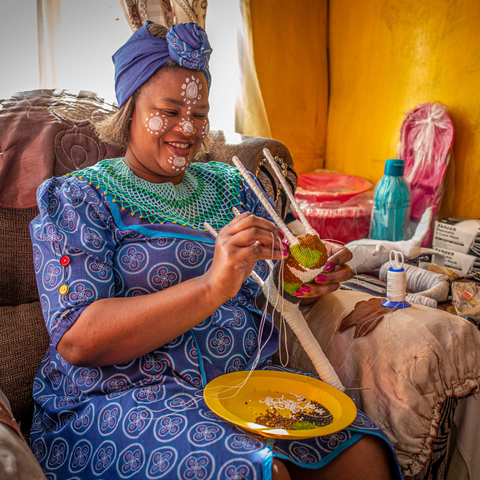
113, 21, 212, 108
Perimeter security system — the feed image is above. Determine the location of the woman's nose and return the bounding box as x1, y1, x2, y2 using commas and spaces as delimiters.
176, 119, 196, 136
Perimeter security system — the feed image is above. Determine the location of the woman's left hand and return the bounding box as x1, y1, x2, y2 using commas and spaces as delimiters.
295, 242, 354, 305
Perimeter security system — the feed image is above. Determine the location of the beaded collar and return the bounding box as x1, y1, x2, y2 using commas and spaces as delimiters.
67, 158, 244, 231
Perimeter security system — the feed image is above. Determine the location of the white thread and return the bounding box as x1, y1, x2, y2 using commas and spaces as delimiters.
379, 259, 449, 308
386, 270, 407, 302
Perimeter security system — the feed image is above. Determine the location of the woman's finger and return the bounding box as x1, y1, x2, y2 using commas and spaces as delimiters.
224, 212, 283, 239
315, 263, 354, 284
295, 281, 341, 298
326, 246, 353, 266
229, 228, 286, 251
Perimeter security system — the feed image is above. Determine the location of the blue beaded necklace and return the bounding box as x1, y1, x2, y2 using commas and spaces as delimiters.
67, 158, 244, 231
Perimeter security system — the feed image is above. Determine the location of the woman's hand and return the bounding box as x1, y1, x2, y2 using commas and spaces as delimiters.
295, 241, 354, 305
204, 212, 287, 303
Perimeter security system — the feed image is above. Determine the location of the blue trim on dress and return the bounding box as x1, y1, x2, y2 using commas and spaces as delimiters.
190, 330, 208, 387
273, 433, 362, 470
262, 438, 274, 480
106, 194, 216, 244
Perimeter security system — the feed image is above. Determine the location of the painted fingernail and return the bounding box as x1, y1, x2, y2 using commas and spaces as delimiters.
282, 251, 289, 256
325, 262, 334, 271
278, 231, 284, 239
282, 242, 289, 249
295, 291, 304, 296
316, 275, 326, 283
300, 285, 310, 292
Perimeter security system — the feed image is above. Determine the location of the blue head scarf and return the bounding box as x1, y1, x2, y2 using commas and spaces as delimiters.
113, 21, 212, 108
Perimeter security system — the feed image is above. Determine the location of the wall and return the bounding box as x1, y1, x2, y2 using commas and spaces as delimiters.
250, 0, 329, 174
326, 0, 480, 218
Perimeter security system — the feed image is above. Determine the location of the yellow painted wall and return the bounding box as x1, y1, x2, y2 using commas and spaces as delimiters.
326, 0, 480, 218
250, 0, 328, 174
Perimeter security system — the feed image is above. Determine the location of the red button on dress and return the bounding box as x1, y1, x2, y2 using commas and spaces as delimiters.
60, 255, 71, 266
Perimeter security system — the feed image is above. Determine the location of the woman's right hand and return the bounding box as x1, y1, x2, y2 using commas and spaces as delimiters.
204, 212, 287, 302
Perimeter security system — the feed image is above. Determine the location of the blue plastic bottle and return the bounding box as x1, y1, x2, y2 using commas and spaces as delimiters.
369, 159, 411, 241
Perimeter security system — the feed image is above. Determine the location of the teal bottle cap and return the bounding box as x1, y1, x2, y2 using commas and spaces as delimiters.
384, 159, 405, 176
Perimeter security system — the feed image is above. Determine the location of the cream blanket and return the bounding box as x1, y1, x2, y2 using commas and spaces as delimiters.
273, 290, 480, 478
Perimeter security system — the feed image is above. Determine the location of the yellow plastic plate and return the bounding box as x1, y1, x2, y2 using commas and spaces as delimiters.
203, 370, 357, 439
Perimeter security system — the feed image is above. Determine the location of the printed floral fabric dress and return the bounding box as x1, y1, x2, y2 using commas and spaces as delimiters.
29, 159, 402, 480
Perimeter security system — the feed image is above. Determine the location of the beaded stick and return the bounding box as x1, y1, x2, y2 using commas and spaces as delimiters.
263, 148, 318, 237
231, 156, 344, 391
232, 157, 299, 247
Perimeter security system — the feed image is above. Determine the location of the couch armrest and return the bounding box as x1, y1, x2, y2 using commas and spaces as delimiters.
273, 290, 480, 479
0, 391, 46, 479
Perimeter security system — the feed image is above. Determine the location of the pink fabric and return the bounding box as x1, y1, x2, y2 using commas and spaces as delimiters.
398, 103, 454, 245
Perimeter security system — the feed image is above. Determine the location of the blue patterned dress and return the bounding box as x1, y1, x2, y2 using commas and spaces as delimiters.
29, 159, 402, 479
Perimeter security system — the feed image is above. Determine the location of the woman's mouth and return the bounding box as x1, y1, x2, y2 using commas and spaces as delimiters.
166, 141, 193, 156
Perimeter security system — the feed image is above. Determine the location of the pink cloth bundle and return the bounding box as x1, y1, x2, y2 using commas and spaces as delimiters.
397, 102, 454, 246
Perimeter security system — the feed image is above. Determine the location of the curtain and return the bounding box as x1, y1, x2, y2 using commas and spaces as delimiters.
235, 0, 271, 138
120, 0, 207, 30
36, 0, 61, 88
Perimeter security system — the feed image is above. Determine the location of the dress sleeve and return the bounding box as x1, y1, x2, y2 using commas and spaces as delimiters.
30, 176, 117, 347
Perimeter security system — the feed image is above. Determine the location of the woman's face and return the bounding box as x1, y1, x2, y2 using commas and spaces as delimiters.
125, 66, 210, 184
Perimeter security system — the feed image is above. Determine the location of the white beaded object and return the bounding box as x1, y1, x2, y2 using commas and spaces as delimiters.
231, 156, 299, 246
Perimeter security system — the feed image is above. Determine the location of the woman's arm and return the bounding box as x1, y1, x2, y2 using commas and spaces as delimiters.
57, 213, 286, 367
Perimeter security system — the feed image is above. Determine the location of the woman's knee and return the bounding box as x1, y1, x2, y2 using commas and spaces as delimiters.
272, 458, 291, 480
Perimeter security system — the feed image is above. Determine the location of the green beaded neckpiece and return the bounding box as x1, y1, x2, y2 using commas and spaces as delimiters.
67, 158, 244, 231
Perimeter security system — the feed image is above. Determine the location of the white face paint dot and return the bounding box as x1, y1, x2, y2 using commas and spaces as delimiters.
186, 81, 198, 99
156, 112, 159, 115
174, 157, 186, 167
179, 120, 194, 134
203, 120, 210, 138
149, 116, 163, 131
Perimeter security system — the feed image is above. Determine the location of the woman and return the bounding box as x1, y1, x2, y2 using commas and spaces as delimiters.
30, 21, 402, 479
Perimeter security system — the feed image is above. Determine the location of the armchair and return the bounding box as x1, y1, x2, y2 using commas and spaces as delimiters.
0, 89, 479, 480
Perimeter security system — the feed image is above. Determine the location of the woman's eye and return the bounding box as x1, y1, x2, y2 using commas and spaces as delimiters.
162, 110, 177, 116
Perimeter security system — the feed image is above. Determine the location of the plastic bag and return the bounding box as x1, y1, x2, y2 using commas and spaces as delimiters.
294, 171, 373, 244
452, 281, 480, 327
397, 102, 455, 245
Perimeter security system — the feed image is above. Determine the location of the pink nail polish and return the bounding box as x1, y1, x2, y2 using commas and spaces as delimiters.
316, 275, 326, 283
278, 231, 284, 239
282, 251, 289, 256
325, 262, 334, 271
300, 285, 310, 292
282, 242, 289, 249
295, 291, 304, 296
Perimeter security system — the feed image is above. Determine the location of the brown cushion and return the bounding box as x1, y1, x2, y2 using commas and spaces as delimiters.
0, 89, 122, 209
0, 302, 49, 437
0, 206, 40, 307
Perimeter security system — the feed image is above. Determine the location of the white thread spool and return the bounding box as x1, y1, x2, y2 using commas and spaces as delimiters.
381, 250, 411, 308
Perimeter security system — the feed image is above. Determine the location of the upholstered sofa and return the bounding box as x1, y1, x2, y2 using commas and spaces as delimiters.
1, 89, 479, 480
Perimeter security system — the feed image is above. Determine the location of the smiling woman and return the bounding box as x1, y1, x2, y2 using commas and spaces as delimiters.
125, 67, 209, 181
27, 19, 402, 480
